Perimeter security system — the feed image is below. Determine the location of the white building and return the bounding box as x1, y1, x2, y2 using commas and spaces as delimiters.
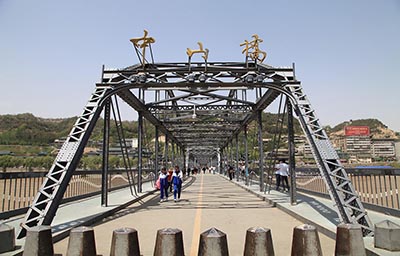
371, 139, 396, 159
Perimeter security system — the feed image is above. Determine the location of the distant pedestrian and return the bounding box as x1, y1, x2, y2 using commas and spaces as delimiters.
159, 167, 169, 202
228, 165, 234, 180
172, 165, 183, 202
275, 159, 289, 191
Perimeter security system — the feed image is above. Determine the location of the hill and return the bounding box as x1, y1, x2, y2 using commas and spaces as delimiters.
0, 113, 147, 147
0, 114, 397, 148
327, 118, 399, 139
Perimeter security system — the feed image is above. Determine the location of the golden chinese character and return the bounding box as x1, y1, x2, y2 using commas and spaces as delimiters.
130, 30, 156, 65
240, 34, 267, 63
186, 42, 209, 62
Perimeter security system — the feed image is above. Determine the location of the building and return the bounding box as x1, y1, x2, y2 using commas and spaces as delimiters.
344, 126, 372, 163
371, 138, 396, 160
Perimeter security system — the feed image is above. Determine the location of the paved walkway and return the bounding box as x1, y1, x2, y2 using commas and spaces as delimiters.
53, 173, 334, 256
227, 175, 400, 256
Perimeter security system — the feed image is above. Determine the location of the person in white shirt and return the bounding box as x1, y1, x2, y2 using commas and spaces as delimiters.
172, 165, 183, 202
159, 167, 169, 202
275, 159, 290, 191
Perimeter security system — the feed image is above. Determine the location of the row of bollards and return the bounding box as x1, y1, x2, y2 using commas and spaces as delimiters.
0, 219, 397, 255
19, 223, 366, 256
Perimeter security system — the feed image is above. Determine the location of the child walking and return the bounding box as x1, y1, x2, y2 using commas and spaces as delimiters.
172, 165, 183, 202
159, 167, 169, 202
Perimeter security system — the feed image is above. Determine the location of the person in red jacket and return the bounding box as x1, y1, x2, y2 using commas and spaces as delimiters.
167, 168, 174, 192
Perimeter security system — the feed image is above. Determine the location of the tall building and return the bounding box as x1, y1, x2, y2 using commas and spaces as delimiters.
371, 138, 396, 159
344, 126, 372, 163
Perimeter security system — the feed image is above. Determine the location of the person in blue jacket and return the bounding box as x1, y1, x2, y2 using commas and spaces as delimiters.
172, 165, 183, 202
159, 167, 169, 202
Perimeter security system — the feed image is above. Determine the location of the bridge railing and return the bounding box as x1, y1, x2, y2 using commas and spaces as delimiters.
231, 167, 400, 216
0, 169, 156, 219
296, 167, 400, 215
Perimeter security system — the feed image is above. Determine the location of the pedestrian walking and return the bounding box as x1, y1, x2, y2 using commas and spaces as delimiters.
275, 159, 290, 191
172, 165, 183, 202
159, 167, 169, 202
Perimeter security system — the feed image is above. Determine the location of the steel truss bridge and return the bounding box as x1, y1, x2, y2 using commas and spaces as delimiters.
18, 61, 374, 238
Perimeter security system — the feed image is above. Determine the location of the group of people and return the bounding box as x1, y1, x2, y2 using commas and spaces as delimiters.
158, 165, 183, 203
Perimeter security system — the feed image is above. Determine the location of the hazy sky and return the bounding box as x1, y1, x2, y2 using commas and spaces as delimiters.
1, 1, 399, 131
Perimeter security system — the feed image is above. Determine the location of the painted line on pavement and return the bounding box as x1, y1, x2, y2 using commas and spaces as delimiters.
190, 174, 204, 255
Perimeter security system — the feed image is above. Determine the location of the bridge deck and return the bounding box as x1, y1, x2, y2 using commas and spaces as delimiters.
53, 173, 334, 255
6, 173, 400, 255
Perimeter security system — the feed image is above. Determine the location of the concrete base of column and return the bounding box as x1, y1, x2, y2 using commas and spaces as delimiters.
335, 223, 366, 256
0, 223, 15, 253
291, 224, 322, 256
244, 227, 274, 256
153, 228, 184, 256
22, 225, 53, 256
66, 226, 97, 256
110, 227, 140, 256
374, 220, 400, 251
198, 227, 229, 256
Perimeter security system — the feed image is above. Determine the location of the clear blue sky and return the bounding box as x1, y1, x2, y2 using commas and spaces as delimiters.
1, 1, 399, 131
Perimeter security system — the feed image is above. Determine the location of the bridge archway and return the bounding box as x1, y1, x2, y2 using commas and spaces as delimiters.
18, 42, 373, 238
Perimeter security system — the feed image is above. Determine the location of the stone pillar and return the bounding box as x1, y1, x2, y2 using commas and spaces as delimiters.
335, 223, 366, 256
374, 220, 400, 251
198, 227, 229, 256
66, 226, 96, 256
110, 227, 140, 256
153, 228, 184, 256
0, 223, 15, 253
22, 225, 53, 256
244, 227, 274, 256
291, 224, 322, 256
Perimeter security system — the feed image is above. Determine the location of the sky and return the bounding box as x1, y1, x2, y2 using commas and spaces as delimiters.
0, 0, 399, 131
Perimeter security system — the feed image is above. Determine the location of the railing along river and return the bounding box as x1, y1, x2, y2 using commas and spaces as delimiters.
0, 169, 156, 219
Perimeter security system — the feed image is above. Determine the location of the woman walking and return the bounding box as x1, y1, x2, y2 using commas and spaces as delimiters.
159, 167, 169, 202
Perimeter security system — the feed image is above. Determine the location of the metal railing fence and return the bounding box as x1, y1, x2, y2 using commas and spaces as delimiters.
0, 169, 156, 219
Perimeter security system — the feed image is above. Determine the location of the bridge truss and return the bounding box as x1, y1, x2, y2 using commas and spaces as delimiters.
18, 60, 373, 237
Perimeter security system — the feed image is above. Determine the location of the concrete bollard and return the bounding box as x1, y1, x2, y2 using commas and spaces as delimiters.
66, 226, 97, 256
0, 223, 15, 253
22, 225, 53, 256
153, 228, 184, 256
198, 227, 229, 256
110, 227, 140, 256
335, 223, 366, 256
244, 227, 274, 256
374, 220, 400, 251
291, 224, 322, 256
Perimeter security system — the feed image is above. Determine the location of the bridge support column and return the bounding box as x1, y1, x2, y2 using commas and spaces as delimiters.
155, 126, 159, 182
244, 125, 249, 185
101, 99, 110, 207
164, 135, 169, 168
287, 101, 297, 205
257, 111, 264, 192
138, 111, 143, 193
236, 134, 239, 181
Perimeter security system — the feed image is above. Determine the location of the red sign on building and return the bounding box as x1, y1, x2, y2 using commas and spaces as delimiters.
344, 126, 370, 136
